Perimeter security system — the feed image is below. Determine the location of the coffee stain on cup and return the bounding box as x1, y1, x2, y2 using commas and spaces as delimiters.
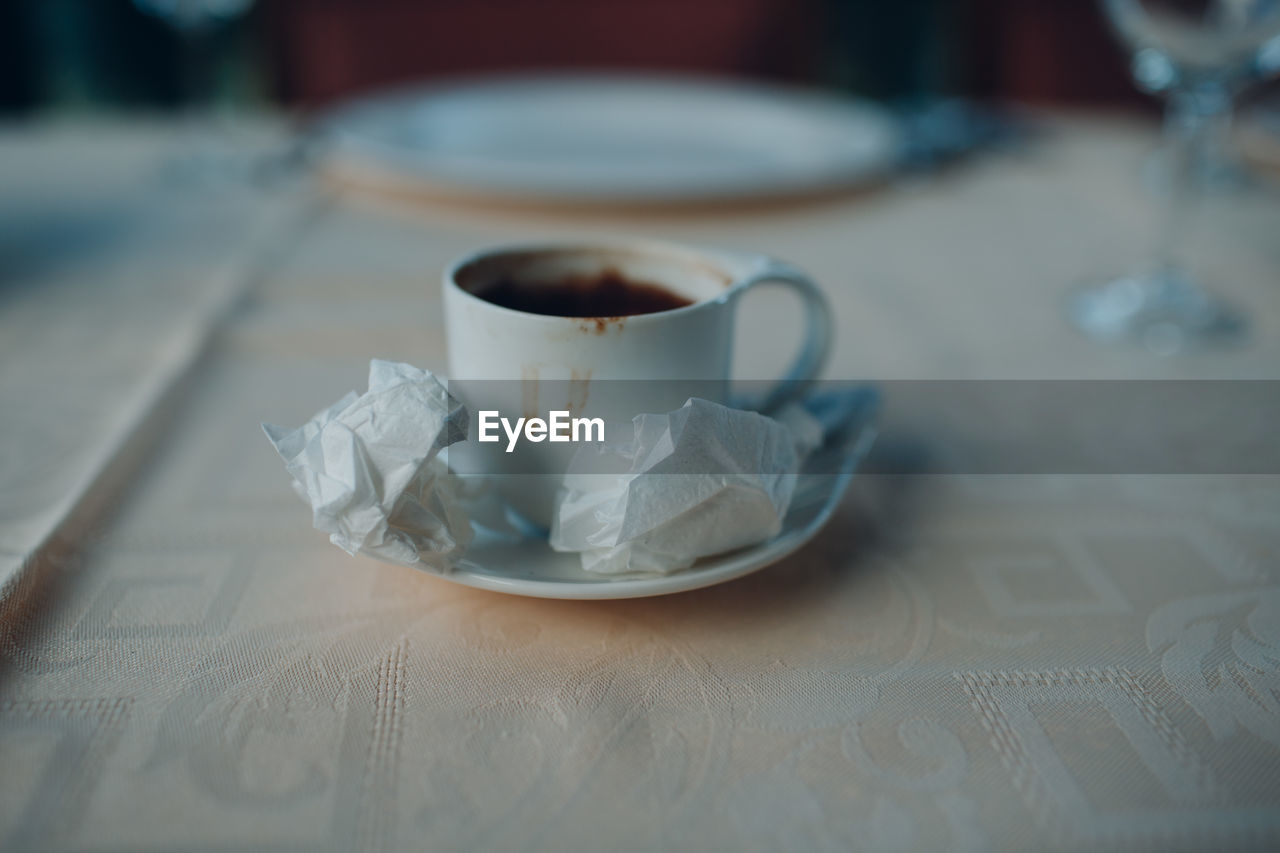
567, 369, 592, 417
521, 364, 539, 420
577, 316, 626, 335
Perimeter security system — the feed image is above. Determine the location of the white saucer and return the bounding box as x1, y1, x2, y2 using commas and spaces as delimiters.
320, 73, 901, 206
441, 422, 876, 600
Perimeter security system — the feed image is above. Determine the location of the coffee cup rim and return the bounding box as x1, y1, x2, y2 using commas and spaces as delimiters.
443, 239, 749, 324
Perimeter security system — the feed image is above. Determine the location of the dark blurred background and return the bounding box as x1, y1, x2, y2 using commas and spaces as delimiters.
0, 0, 1147, 116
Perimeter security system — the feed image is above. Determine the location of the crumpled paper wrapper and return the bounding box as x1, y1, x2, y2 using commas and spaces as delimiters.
549, 398, 822, 575
263, 360, 472, 570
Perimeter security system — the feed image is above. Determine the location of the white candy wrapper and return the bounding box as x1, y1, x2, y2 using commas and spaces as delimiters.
549, 398, 822, 575
263, 360, 472, 570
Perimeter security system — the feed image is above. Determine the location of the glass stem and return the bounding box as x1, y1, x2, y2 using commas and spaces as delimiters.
163, 20, 229, 183
1153, 85, 1229, 285
178, 22, 216, 119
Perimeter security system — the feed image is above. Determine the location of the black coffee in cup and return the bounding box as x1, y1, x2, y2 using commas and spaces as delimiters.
475, 269, 693, 318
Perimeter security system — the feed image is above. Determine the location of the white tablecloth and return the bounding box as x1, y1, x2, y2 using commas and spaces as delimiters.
1, 115, 1279, 852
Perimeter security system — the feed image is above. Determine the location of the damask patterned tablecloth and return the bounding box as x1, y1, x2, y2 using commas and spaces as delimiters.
2, 115, 1280, 852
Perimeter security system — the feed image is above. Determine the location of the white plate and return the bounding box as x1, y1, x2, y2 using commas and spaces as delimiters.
320, 74, 902, 206
441, 420, 877, 600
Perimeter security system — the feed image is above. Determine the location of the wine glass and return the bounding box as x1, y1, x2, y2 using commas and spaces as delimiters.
134, 0, 254, 98
133, 0, 254, 27
131, 0, 259, 183
1071, 0, 1280, 353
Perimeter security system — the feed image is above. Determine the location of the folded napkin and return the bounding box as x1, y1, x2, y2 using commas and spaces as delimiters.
263, 360, 472, 570
549, 398, 822, 575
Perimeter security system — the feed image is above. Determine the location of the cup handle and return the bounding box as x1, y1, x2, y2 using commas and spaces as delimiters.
731, 258, 833, 413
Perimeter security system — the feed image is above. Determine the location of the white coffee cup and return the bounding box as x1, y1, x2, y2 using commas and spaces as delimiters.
443, 239, 831, 526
